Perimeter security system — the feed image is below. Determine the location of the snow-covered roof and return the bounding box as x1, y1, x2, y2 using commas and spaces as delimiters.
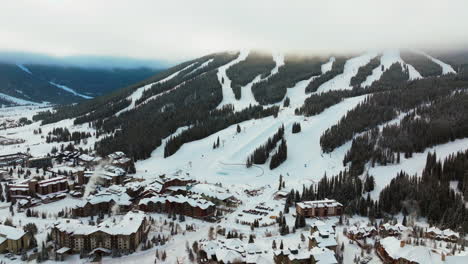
297, 198, 342, 209
54, 211, 146, 236
78, 154, 96, 162
309, 231, 337, 248
380, 237, 452, 264
200, 238, 267, 263
84, 165, 126, 179
310, 247, 338, 264
77, 186, 131, 207
139, 194, 214, 209
189, 183, 235, 201
0, 225, 26, 240
38, 176, 67, 187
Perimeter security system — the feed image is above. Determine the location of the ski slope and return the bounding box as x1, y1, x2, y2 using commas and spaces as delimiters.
136, 95, 366, 189
185, 58, 214, 76
368, 138, 468, 200
361, 49, 422, 87
49, 82, 93, 99
16, 64, 32, 74
416, 51, 456, 75
116, 62, 196, 116
0, 92, 42, 106
216, 50, 250, 109
316, 51, 378, 93
321, 57, 335, 74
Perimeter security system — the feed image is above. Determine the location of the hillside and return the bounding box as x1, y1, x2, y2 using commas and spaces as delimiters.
2, 48, 468, 263
0, 62, 162, 106
6, 48, 465, 228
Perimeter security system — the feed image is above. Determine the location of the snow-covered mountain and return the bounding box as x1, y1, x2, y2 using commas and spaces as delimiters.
0, 62, 162, 106
27, 49, 468, 194
2, 48, 468, 263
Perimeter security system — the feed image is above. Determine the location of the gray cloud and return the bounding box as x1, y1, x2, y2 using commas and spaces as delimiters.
1, 0, 467, 63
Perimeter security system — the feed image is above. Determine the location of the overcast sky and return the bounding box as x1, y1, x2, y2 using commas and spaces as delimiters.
2, 0, 468, 63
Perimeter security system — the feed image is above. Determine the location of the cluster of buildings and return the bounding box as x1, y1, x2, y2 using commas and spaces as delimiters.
199, 238, 271, 264
8, 176, 69, 206
273, 220, 339, 264
2, 151, 135, 207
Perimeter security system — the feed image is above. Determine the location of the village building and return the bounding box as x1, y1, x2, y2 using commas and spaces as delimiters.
296, 199, 343, 218
0, 225, 33, 254
0, 169, 9, 180
26, 156, 52, 168
376, 236, 468, 264
273, 247, 338, 264
52, 211, 149, 255
199, 238, 271, 264
78, 154, 101, 166
379, 223, 412, 238
72, 186, 132, 217
0, 153, 29, 167
8, 176, 69, 205
78, 165, 126, 187
139, 194, 215, 219
347, 224, 378, 240
107, 151, 133, 171
425, 227, 460, 242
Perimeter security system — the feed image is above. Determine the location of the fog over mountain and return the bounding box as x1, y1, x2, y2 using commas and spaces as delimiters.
2, 0, 468, 62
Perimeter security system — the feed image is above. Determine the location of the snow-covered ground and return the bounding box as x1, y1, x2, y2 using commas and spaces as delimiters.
185, 58, 213, 77
361, 49, 422, 87
414, 50, 457, 75
0, 92, 44, 106
116, 62, 196, 116
216, 50, 249, 109
49, 82, 93, 99
316, 52, 378, 93
321, 57, 335, 74
368, 138, 468, 200
137, 95, 366, 191
0, 106, 96, 157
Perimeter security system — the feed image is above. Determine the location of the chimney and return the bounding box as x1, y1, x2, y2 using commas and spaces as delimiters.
400, 241, 405, 248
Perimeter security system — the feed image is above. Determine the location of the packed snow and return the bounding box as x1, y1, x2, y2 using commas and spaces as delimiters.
368, 138, 468, 200
49, 82, 93, 99
316, 51, 378, 93
137, 95, 366, 189
216, 50, 249, 109
0, 92, 42, 106
185, 58, 214, 76
361, 49, 422, 87
321, 57, 335, 74
415, 50, 457, 75
116, 62, 196, 116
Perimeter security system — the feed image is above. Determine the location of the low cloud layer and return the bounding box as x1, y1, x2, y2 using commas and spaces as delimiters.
1, 0, 467, 63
